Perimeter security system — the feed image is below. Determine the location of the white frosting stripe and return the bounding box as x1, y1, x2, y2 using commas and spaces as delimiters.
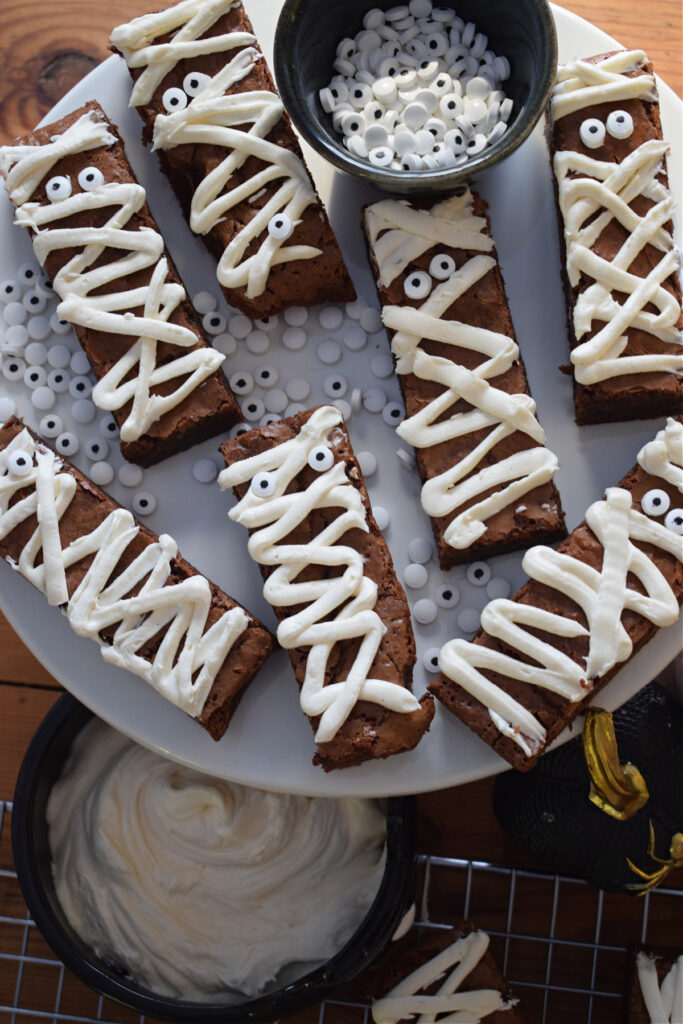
438, 419, 683, 755
364, 194, 493, 287
636, 953, 683, 1023
0, 429, 249, 716
372, 930, 514, 1024
366, 190, 558, 551
551, 50, 656, 120
111, 0, 321, 299
551, 53, 682, 385
218, 406, 421, 742
0, 111, 224, 444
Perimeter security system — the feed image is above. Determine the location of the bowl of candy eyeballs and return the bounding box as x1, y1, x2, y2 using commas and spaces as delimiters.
274, 0, 557, 194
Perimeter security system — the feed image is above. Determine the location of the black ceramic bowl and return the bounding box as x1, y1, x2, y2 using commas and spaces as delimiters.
274, 0, 557, 195
13, 694, 418, 1023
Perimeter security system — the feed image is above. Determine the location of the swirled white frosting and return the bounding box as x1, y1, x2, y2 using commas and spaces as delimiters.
47, 719, 386, 1001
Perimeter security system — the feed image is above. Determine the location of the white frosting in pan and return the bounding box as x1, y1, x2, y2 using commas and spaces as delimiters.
551, 52, 682, 386
438, 418, 683, 756
636, 952, 683, 1024
218, 405, 421, 742
551, 50, 656, 120
0, 111, 224, 444
372, 929, 514, 1023
0, 429, 249, 716
48, 718, 386, 1000
111, 0, 320, 299
365, 192, 558, 551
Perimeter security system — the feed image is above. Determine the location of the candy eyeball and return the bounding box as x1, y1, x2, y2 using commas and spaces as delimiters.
579, 118, 606, 149
429, 253, 456, 280
7, 449, 33, 477
664, 508, 683, 535
250, 471, 277, 497
606, 109, 634, 139
308, 445, 334, 472
404, 270, 432, 300
46, 175, 72, 202
78, 166, 105, 191
268, 213, 294, 240
183, 70, 211, 97
162, 86, 188, 113
641, 488, 670, 517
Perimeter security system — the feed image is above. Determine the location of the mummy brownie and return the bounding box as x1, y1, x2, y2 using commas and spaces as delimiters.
548, 50, 683, 424
218, 405, 434, 771
363, 188, 565, 567
0, 417, 274, 737
430, 417, 683, 770
0, 103, 240, 466
110, 0, 356, 318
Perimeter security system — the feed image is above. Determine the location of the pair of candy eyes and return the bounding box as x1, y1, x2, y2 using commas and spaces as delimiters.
45, 166, 105, 201
161, 71, 212, 113
641, 488, 683, 533
404, 252, 456, 299
250, 446, 335, 496
579, 109, 634, 149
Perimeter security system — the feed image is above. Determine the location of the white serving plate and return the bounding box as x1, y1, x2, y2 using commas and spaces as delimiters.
0, 3, 680, 796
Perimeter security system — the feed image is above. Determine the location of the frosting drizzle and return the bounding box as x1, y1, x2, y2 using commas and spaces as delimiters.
636, 952, 683, 1024
0, 428, 248, 716
218, 405, 420, 742
111, 0, 320, 299
0, 111, 224, 444
551, 51, 683, 385
438, 419, 683, 756
365, 191, 559, 551
372, 929, 515, 1023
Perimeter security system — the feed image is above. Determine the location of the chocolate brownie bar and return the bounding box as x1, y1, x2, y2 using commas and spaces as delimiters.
547, 50, 683, 424
628, 949, 682, 1023
352, 923, 524, 1023
0, 417, 274, 738
0, 102, 240, 466
430, 417, 683, 771
363, 189, 565, 568
110, 0, 356, 319
218, 405, 434, 771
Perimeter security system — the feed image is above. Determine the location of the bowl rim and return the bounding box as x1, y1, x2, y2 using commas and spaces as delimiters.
274, 0, 558, 192
12, 692, 418, 1022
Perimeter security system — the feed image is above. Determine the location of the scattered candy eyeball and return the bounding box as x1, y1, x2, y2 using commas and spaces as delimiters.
404, 270, 432, 300
423, 647, 442, 672
39, 414, 63, 439
308, 445, 335, 472
46, 175, 72, 201
242, 398, 265, 421
85, 438, 109, 462
606, 109, 634, 139
251, 471, 277, 497
8, 449, 33, 477
162, 87, 188, 113
133, 491, 157, 516
436, 583, 460, 608
429, 253, 456, 280
467, 561, 491, 586
229, 371, 254, 396
579, 118, 605, 148
664, 508, 683, 534
183, 70, 211, 96
268, 213, 294, 240
641, 488, 670, 517
203, 311, 226, 335
78, 166, 105, 191
55, 432, 79, 457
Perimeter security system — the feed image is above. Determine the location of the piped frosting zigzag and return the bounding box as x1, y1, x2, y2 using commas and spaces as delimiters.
218, 405, 421, 743
0, 427, 248, 716
111, 0, 320, 299
0, 110, 224, 444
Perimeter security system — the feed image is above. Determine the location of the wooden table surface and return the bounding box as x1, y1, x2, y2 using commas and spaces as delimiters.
0, 2, 681, 1023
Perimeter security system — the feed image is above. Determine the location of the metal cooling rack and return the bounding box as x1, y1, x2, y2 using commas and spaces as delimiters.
1, 798, 681, 1024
